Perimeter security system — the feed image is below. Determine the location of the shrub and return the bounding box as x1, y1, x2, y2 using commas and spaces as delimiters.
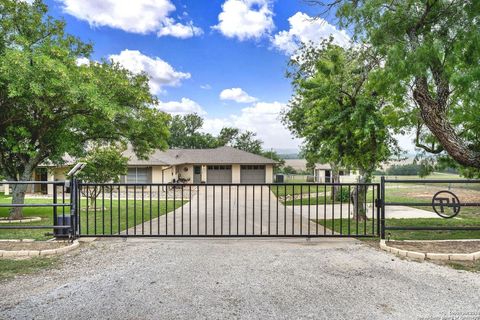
334, 186, 350, 202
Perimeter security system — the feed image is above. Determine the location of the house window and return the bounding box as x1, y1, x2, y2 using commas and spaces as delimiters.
241, 165, 265, 170
207, 165, 232, 170
125, 167, 151, 183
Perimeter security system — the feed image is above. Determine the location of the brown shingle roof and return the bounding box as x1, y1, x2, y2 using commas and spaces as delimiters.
42, 146, 278, 167
124, 146, 277, 166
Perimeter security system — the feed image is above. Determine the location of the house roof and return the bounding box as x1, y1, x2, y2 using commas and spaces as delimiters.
41, 146, 278, 168
315, 163, 332, 170
124, 146, 278, 166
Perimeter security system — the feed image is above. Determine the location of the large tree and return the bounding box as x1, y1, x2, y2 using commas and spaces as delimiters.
323, 0, 480, 171
284, 42, 398, 219
168, 114, 218, 149
0, 1, 170, 219
232, 131, 263, 154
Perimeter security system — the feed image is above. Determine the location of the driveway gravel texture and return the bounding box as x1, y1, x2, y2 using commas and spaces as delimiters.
0, 238, 479, 320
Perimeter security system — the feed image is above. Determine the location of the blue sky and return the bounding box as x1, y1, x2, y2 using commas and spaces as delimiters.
39, 0, 413, 152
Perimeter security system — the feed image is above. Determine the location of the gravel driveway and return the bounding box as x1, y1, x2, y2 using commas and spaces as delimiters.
1, 238, 479, 320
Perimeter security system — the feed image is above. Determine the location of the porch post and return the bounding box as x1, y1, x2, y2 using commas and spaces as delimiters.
201, 165, 207, 183
47, 171, 55, 195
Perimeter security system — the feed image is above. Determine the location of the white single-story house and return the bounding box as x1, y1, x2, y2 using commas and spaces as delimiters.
2, 146, 277, 195
119, 146, 276, 185
313, 164, 360, 183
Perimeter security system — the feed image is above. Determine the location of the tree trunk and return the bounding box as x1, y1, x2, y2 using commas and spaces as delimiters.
10, 183, 28, 220
351, 171, 369, 221
330, 163, 341, 200
9, 168, 33, 220
414, 76, 480, 168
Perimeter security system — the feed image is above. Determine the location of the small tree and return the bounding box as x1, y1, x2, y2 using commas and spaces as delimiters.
281, 165, 297, 175
76, 145, 128, 206
284, 42, 399, 220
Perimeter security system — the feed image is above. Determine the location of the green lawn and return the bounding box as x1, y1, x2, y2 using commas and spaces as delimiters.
0, 193, 185, 239
270, 184, 322, 197
316, 218, 480, 240
446, 260, 480, 273
0, 256, 59, 281
372, 172, 463, 182
270, 184, 377, 206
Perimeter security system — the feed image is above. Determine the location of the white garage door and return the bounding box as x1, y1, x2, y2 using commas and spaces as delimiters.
207, 165, 232, 184
241, 165, 265, 184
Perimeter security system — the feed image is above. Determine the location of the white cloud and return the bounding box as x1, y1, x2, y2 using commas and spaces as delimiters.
219, 88, 257, 103
203, 101, 301, 149
156, 98, 206, 116
76, 57, 90, 66
213, 0, 274, 41
200, 84, 212, 90
59, 0, 202, 38
109, 50, 190, 94
272, 12, 351, 55
157, 18, 203, 38
154, 96, 300, 148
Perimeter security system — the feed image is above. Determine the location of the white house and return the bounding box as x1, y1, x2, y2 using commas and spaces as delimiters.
2, 146, 278, 195
313, 164, 360, 183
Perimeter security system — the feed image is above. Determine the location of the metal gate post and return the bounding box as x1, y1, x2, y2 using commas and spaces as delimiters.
70, 178, 78, 238
376, 183, 381, 236
380, 176, 386, 239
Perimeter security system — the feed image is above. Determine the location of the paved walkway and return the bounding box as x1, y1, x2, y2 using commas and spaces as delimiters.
294, 204, 440, 219
1, 238, 479, 320
125, 186, 323, 236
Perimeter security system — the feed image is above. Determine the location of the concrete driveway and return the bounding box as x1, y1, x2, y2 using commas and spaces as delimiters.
125, 186, 439, 237
126, 186, 323, 236
295, 204, 440, 220
1, 238, 479, 320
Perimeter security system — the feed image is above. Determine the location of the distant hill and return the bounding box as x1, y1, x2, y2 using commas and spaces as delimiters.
279, 153, 301, 159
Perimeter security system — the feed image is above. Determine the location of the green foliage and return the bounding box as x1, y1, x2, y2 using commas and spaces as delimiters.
217, 127, 239, 146
284, 42, 399, 182
386, 164, 423, 176
260, 150, 285, 168
334, 186, 350, 202
331, 0, 480, 169
0, 0, 170, 182
0, 257, 58, 280
166, 115, 276, 162
75, 145, 128, 184
168, 114, 218, 149
281, 165, 297, 175
232, 131, 263, 154
0, 0, 170, 218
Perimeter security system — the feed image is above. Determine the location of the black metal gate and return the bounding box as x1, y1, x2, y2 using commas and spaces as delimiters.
5, 178, 479, 239
379, 177, 480, 239
72, 181, 381, 238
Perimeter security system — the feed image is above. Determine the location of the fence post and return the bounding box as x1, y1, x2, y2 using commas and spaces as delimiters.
53, 183, 58, 229
380, 176, 386, 239
70, 178, 77, 238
